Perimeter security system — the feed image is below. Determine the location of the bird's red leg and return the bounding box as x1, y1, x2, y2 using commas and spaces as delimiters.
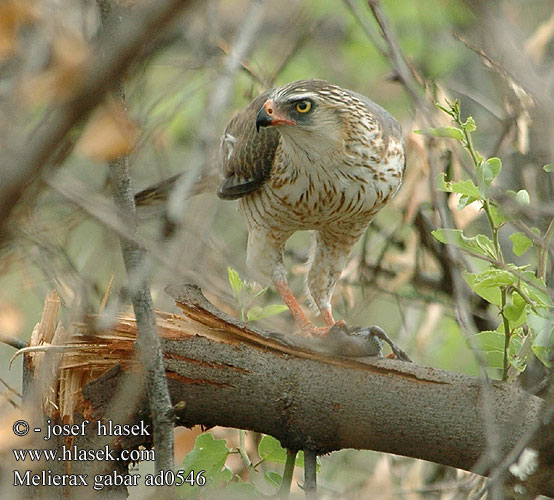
320, 307, 346, 328
274, 280, 339, 337
273, 279, 313, 331
320, 307, 336, 327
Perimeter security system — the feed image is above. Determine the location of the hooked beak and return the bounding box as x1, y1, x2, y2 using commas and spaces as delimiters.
256, 99, 296, 132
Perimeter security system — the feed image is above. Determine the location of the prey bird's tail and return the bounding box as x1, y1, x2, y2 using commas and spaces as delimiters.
134, 171, 219, 208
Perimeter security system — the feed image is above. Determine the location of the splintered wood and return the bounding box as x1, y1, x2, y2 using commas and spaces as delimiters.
24, 285, 261, 426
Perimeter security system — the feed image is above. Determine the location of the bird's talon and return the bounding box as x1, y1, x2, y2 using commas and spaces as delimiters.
299, 324, 332, 338
299, 320, 348, 338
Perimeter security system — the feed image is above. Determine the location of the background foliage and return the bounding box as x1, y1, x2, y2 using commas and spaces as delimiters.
0, 0, 552, 498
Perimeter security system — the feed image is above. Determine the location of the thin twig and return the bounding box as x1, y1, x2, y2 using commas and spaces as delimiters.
0, 375, 22, 399
110, 130, 176, 475
538, 218, 554, 280
98, 0, 175, 473
279, 449, 297, 499
366, 0, 425, 111
303, 449, 317, 500
478, 376, 554, 498
267, 17, 321, 86
216, 38, 266, 87
237, 429, 253, 471
342, 0, 387, 56
453, 32, 533, 100
9, 343, 109, 369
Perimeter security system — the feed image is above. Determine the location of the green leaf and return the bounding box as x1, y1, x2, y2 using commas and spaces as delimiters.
516, 189, 530, 206
507, 189, 531, 206
463, 273, 500, 306
483, 350, 505, 369
466, 332, 504, 369
457, 194, 480, 209
181, 433, 231, 484
475, 234, 497, 258
432, 228, 466, 247
246, 304, 289, 322
473, 268, 516, 287
515, 269, 553, 307
432, 229, 495, 258
543, 163, 552, 172
225, 478, 257, 496
252, 287, 268, 298
468, 330, 526, 371
449, 179, 481, 199
476, 157, 502, 197
227, 267, 243, 296
258, 435, 288, 464
436, 172, 451, 192
462, 116, 476, 132
435, 99, 460, 120
508, 330, 527, 372
463, 269, 517, 306
471, 330, 504, 352
509, 232, 533, 257
415, 126, 464, 140
503, 291, 527, 325
436, 174, 481, 204
258, 436, 306, 467
532, 325, 553, 368
529, 310, 553, 367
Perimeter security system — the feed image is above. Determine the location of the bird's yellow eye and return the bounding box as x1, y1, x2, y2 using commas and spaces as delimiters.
295, 100, 311, 113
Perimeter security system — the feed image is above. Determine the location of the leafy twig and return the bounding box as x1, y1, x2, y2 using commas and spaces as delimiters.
422, 100, 553, 378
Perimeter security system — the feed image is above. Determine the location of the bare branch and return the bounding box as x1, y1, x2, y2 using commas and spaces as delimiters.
303, 450, 317, 500
98, 0, 176, 472
365, 0, 426, 111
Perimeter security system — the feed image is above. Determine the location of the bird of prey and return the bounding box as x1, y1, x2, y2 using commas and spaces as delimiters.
217, 79, 405, 336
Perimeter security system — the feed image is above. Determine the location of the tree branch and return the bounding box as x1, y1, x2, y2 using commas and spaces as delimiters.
53, 285, 553, 498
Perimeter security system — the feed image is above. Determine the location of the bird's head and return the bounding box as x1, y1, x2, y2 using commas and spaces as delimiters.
255, 80, 350, 161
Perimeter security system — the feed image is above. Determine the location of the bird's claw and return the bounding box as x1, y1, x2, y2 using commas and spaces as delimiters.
299, 323, 334, 338
298, 319, 348, 338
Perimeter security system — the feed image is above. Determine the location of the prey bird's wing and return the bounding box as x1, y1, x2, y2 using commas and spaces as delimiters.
217, 90, 280, 200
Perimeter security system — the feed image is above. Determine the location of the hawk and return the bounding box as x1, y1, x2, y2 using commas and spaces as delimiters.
217, 79, 405, 335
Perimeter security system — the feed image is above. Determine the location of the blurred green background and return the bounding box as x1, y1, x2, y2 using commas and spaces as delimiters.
1, 0, 553, 497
